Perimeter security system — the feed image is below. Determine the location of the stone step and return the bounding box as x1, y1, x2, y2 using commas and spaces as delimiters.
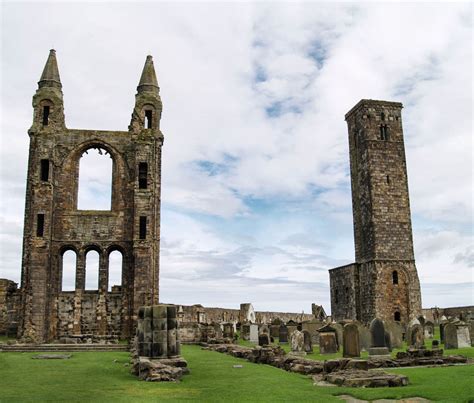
0, 344, 129, 352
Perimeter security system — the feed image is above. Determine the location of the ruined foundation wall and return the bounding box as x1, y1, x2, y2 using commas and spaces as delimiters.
0, 279, 21, 336
174, 304, 314, 325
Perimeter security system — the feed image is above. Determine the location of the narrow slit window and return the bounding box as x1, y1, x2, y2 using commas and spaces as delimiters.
386, 175, 390, 185
145, 110, 153, 129
392, 270, 399, 285
40, 159, 50, 181
37, 214, 45, 237
380, 125, 389, 141
42, 106, 50, 126
381, 112, 385, 121
139, 216, 147, 239
394, 311, 401, 322
138, 162, 148, 189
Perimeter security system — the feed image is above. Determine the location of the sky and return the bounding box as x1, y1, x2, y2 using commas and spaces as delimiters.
0, 2, 472, 314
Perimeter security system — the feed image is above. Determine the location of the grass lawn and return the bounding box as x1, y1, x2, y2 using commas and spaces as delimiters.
1, 344, 473, 402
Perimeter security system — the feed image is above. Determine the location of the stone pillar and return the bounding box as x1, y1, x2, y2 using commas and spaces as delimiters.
167, 305, 178, 357
152, 305, 167, 358
97, 252, 108, 335
73, 252, 85, 335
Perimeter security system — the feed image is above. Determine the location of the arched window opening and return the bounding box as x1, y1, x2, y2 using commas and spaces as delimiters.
77, 147, 112, 210
61, 250, 77, 291
145, 110, 153, 129
394, 311, 401, 322
392, 270, 399, 285
108, 250, 123, 292
85, 250, 100, 290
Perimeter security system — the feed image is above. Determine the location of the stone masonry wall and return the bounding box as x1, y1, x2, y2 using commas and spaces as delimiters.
0, 279, 21, 336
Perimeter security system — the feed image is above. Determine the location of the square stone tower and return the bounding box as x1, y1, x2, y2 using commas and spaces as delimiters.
329, 100, 422, 325
19, 50, 164, 342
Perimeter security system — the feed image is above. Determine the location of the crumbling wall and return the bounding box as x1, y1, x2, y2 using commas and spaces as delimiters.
0, 279, 21, 336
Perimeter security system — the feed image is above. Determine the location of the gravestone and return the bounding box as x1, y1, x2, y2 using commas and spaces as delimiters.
369, 318, 389, 356
343, 323, 360, 358
213, 323, 223, 339
302, 330, 313, 353
444, 322, 471, 349
384, 320, 403, 349
279, 325, 289, 343
432, 340, 440, 349
290, 329, 304, 353
259, 324, 270, 335
249, 324, 259, 343
424, 321, 434, 339
223, 323, 234, 339
319, 333, 338, 354
370, 318, 386, 347
258, 333, 270, 346
270, 325, 280, 338
357, 323, 371, 351
241, 324, 250, 341
302, 319, 323, 344
409, 324, 424, 348
286, 320, 298, 339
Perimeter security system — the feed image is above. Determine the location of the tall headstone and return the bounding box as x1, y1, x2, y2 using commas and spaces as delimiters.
249, 324, 259, 343
409, 324, 424, 349
302, 330, 313, 353
290, 330, 304, 353
223, 323, 234, 339
384, 320, 403, 349
270, 325, 280, 338
241, 324, 250, 341
369, 318, 389, 356
319, 333, 338, 354
279, 325, 289, 343
370, 318, 385, 347
343, 323, 360, 358
424, 321, 434, 339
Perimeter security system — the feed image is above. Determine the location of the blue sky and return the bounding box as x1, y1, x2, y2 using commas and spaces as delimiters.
0, 2, 472, 313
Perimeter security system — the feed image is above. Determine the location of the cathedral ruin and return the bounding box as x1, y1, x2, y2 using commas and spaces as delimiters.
18, 50, 164, 342
1, 51, 447, 344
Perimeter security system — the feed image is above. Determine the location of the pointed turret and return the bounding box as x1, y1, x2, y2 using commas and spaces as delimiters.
38, 49, 62, 89
30, 49, 65, 132
137, 55, 159, 94
129, 55, 162, 133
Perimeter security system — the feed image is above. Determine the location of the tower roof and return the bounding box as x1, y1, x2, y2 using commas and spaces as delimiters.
137, 55, 159, 93
38, 49, 62, 89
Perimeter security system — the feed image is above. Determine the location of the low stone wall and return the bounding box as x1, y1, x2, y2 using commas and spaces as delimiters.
203, 343, 468, 387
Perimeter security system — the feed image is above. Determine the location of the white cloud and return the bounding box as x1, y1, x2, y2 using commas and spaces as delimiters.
1, 2, 472, 312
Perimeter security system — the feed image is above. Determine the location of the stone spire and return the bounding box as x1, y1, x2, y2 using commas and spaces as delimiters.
137, 55, 159, 94
38, 49, 62, 89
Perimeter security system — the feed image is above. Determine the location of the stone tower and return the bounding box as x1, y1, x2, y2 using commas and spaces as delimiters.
329, 99, 422, 325
19, 50, 164, 342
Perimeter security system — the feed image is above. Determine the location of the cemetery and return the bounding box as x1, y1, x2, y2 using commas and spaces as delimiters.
1, 23, 473, 402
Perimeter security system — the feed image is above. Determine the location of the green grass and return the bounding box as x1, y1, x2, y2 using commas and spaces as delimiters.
1, 345, 473, 402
